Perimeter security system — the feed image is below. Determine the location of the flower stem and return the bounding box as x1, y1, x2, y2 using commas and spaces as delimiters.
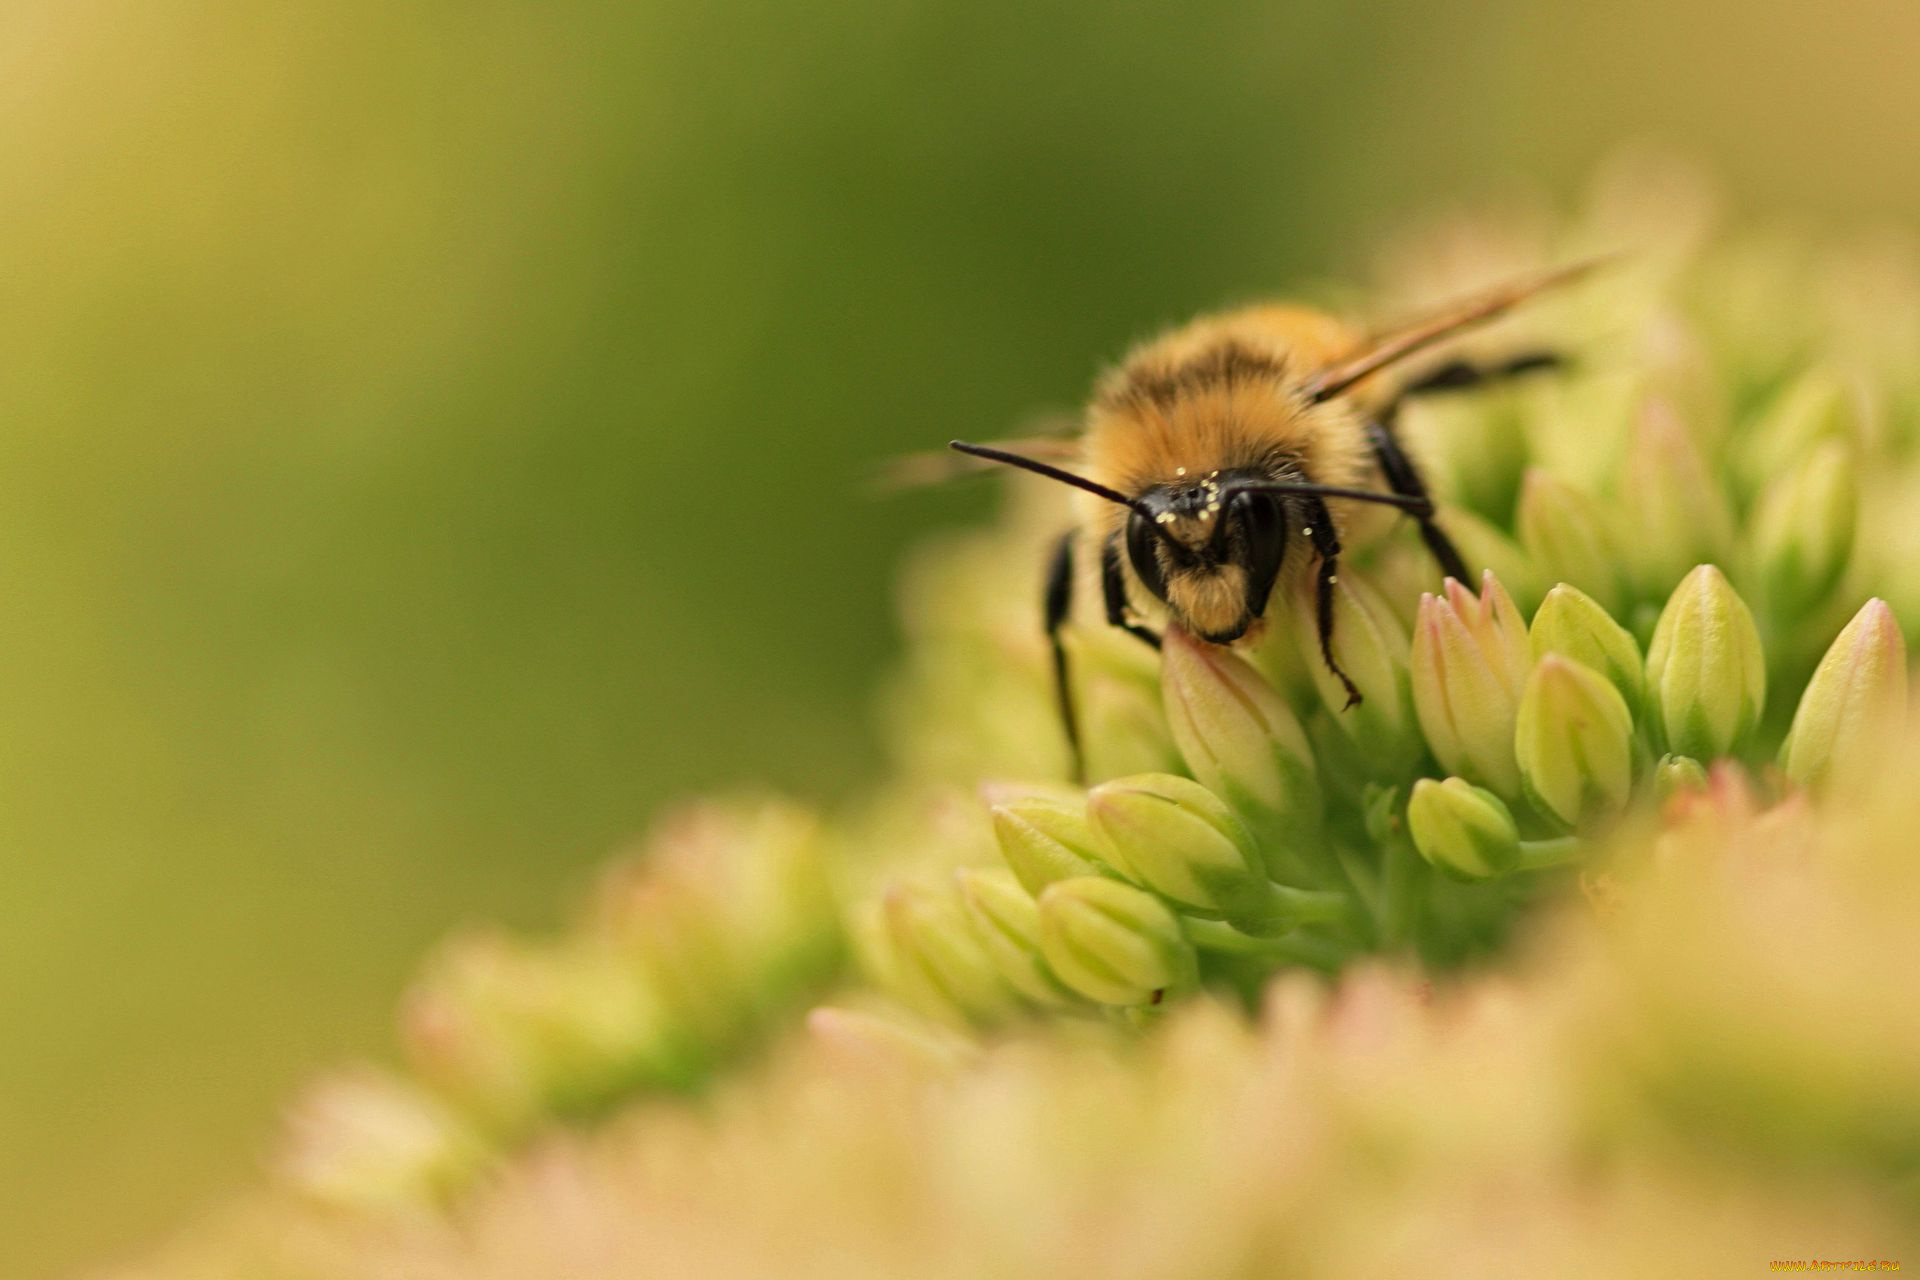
1184, 918, 1351, 970
1516, 836, 1583, 871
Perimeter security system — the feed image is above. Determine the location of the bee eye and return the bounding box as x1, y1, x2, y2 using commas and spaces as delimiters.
1232, 490, 1288, 615
1125, 511, 1171, 603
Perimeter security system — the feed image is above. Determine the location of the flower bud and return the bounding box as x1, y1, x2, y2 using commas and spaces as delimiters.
850, 900, 915, 1006
1407, 777, 1521, 879
1396, 390, 1528, 528
611, 906, 747, 1077
1781, 598, 1909, 790
954, 868, 1078, 1008
1620, 399, 1735, 598
1515, 655, 1636, 828
1411, 572, 1533, 798
399, 931, 671, 1125
1747, 440, 1857, 618
1437, 508, 1545, 615
1075, 654, 1183, 781
1287, 572, 1420, 772
1734, 369, 1860, 500
593, 799, 841, 1060
986, 788, 1109, 895
279, 1069, 488, 1211
1529, 583, 1644, 709
1161, 626, 1320, 863
1653, 753, 1709, 802
1645, 565, 1767, 759
1516, 469, 1626, 614
1086, 773, 1272, 922
397, 921, 691, 1120
535, 940, 688, 1109
1037, 877, 1198, 1007
397, 932, 544, 1125
881, 879, 1023, 1025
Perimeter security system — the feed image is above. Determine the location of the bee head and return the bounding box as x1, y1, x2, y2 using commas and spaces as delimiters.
1125, 469, 1288, 644
945, 441, 1400, 648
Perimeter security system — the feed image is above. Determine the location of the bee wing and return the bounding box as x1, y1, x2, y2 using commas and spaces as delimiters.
873, 413, 1083, 493
1303, 257, 1608, 403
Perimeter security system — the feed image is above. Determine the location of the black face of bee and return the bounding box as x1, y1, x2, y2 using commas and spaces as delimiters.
1123, 470, 1290, 642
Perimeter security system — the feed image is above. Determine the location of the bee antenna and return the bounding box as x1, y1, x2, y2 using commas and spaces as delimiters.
949, 441, 1131, 507
947, 440, 1185, 548
1222, 481, 1431, 513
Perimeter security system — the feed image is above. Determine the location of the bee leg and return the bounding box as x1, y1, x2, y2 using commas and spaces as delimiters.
1043, 530, 1086, 782
1301, 498, 1363, 709
1365, 419, 1471, 584
1373, 347, 1567, 573
1100, 534, 1163, 651
1399, 350, 1565, 397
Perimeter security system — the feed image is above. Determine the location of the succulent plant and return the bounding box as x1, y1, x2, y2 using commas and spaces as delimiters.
124, 167, 1920, 1278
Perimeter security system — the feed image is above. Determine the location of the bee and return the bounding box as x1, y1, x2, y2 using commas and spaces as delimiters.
950, 263, 1594, 779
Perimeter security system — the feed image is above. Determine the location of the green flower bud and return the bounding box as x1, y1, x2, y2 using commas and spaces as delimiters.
1734, 369, 1860, 500
1747, 440, 1857, 617
1085, 773, 1272, 922
1036, 877, 1198, 1007
593, 799, 841, 1063
1515, 655, 1637, 829
954, 867, 1077, 1007
614, 904, 744, 1060
882, 879, 1023, 1025
1530, 583, 1645, 709
1645, 565, 1767, 759
1781, 598, 1909, 790
986, 787, 1109, 895
1287, 572, 1420, 773
1407, 777, 1522, 879
1075, 657, 1182, 782
1396, 389, 1528, 527
850, 900, 915, 1005
1620, 400, 1735, 599
1411, 572, 1533, 798
529, 940, 687, 1111
1161, 626, 1321, 866
1516, 469, 1626, 614
1653, 753, 1710, 802
399, 931, 671, 1125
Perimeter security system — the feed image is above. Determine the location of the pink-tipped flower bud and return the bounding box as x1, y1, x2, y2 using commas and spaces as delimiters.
1288, 572, 1421, 773
1781, 598, 1908, 790
1410, 571, 1533, 798
1161, 627, 1321, 869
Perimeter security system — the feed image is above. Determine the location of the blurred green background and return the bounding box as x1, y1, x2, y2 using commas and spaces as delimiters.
4, 1, 1918, 1273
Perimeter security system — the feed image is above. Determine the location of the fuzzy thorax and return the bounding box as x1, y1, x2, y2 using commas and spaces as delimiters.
1080, 306, 1380, 556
